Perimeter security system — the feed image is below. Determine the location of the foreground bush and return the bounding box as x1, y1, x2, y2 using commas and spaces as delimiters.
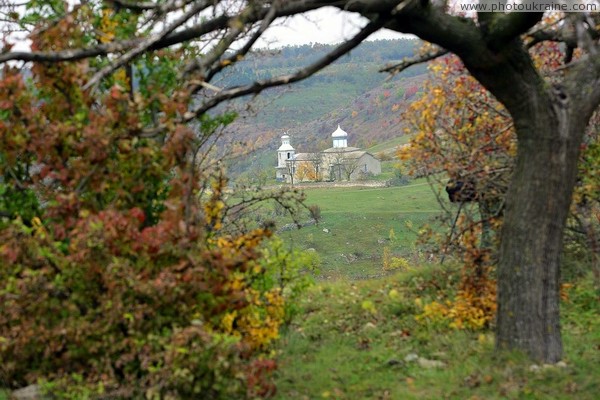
1, 212, 289, 398
0, 47, 313, 397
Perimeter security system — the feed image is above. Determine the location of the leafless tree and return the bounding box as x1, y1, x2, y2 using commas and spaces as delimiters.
285, 158, 297, 186
340, 157, 361, 181
307, 152, 323, 181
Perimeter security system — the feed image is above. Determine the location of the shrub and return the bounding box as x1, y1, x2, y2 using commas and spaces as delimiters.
308, 204, 322, 222
376, 151, 393, 161
0, 62, 309, 398
257, 237, 319, 323
357, 171, 375, 181
382, 247, 411, 272
0, 195, 288, 398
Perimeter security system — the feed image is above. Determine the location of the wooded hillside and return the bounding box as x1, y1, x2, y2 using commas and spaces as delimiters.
218, 39, 427, 176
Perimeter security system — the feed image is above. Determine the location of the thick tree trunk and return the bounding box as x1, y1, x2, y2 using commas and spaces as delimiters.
373, 0, 600, 363
496, 97, 584, 362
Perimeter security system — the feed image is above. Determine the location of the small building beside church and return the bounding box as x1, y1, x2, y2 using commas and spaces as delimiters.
275, 125, 381, 183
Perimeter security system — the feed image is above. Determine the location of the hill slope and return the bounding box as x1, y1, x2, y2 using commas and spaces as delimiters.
213, 39, 429, 176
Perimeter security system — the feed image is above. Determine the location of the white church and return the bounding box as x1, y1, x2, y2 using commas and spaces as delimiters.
275, 125, 381, 183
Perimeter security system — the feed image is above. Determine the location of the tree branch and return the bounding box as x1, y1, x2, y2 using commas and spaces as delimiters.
0, 0, 334, 64
379, 0, 484, 63
527, 28, 578, 48
565, 50, 600, 123
185, 3, 279, 84
380, 46, 448, 75
182, 14, 390, 121
482, 4, 543, 51
107, 0, 169, 12
83, 0, 211, 90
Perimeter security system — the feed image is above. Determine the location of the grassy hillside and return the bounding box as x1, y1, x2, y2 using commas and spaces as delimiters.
220, 38, 425, 130
278, 180, 441, 280
367, 135, 412, 155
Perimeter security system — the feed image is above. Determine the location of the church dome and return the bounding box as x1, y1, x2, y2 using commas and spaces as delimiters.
331, 125, 348, 138
278, 133, 294, 151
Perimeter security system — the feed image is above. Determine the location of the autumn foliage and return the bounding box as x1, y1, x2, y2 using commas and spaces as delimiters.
402, 40, 600, 329
397, 51, 510, 329
0, 9, 314, 398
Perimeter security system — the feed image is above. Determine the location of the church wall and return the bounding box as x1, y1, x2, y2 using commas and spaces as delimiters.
349, 154, 382, 180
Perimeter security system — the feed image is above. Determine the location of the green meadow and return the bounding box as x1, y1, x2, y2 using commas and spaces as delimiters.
278, 180, 443, 280
273, 268, 600, 400
3, 181, 597, 400
271, 181, 599, 400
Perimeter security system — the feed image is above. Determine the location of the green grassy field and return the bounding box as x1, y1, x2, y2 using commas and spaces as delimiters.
274, 267, 600, 400
278, 181, 443, 280
371, 160, 405, 181
272, 181, 599, 399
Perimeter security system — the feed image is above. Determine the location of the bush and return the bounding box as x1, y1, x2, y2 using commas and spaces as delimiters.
0, 200, 287, 398
382, 247, 411, 272
376, 151, 393, 161
257, 238, 319, 323
0, 63, 310, 398
386, 176, 411, 187
308, 204, 322, 222
357, 171, 375, 181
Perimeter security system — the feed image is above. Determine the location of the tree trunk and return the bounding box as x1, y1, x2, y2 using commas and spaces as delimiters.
496, 96, 584, 362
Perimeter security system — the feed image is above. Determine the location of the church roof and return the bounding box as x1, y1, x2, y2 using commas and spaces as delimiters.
331, 125, 348, 138
278, 143, 295, 151
342, 151, 367, 159
294, 153, 317, 161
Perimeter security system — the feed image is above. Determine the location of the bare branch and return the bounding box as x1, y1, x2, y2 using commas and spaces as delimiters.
0, 42, 128, 64
381, 1, 483, 62
106, 0, 167, 12
564, 50, 600, 123
526, 13, 600, 64
0, 0, 330, 64
527, 28, 578, 49
574, 13, 599, 56
184, 3, 279, 84
380, 47, 448, 75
